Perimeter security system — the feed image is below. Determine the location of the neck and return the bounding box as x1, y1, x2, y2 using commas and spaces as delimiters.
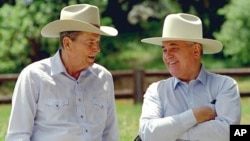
60, 49, 84, 79
180, 63, 202, 84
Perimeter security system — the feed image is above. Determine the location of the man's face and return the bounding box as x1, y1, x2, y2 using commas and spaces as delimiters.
162, 40, 201, 80
67, 32, 101, 69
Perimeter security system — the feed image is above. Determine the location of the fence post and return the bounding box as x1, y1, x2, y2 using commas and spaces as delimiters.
133, 69, 144, 104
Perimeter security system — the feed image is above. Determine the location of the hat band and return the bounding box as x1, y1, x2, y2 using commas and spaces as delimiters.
92, 24, 100, 28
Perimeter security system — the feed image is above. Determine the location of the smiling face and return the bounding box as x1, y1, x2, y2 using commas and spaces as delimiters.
61, 31, 101, 73
162, 40, 202, 82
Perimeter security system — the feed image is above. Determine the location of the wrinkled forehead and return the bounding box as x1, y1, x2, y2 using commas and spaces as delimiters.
162, 40, 192, 46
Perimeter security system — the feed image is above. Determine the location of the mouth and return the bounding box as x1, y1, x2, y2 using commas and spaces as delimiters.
88, 56, 96, 60
168, 60, 178, 65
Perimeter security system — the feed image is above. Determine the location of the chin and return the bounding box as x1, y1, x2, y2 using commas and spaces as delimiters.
169, 69, 179, 77
88, 62, 95, 66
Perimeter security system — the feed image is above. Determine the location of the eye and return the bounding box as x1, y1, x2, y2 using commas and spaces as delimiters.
170, 45, 180, 52
85, 41, 93, 46
172, 47, 179, 51
162, 48, 167, 54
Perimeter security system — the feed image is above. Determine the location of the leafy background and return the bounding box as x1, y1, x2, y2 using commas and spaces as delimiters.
1, 1, 250, 141
1, 0, 250, 73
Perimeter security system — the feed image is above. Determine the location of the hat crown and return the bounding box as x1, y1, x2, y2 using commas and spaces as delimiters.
60, 4, 100, 26
162, 13, 202, 39
41, 4, 118, 37
141, 13, 223, 54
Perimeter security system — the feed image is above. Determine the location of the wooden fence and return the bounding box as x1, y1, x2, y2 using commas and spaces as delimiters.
1, 68, 250, 104
113, 68, 250, 103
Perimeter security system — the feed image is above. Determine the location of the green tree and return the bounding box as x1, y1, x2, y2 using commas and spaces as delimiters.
0, 0, 232, 73
215, 0, 250, 67
0, 1, 63, 73
0, 0, 168, 72
0, 0, 107, 73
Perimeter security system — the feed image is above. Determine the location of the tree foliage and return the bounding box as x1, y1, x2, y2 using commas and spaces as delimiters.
0, 0, 241, 73
215, 0, 250, 67
0, 0, 168, 72
0, 0, 100, 73
0, 1, 62, 73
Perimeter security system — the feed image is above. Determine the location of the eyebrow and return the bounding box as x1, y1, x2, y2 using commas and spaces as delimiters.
162, 42, 178, 48
169, 43, 178, 46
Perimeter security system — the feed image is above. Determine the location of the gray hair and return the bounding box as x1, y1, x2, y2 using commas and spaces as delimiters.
59, 31, 83, 48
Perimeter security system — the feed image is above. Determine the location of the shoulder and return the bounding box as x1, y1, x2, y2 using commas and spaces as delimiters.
207, 71, 237, 83
90, 63, 112, 77
19, 58, 51, 79
205, 71, 238, 91
148, 77, 175, 89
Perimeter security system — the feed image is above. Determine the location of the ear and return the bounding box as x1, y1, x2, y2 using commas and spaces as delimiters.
62, 36, 72, 49
193, 43, 202, 58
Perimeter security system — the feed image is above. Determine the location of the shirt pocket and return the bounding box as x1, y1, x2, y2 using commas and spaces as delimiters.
92, 98, 105, 110
45, 99, 69, 110
91, 98, 107, 121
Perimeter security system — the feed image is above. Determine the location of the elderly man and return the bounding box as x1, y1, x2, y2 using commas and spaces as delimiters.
6, 4, 119, 141
138, 13, 241, 141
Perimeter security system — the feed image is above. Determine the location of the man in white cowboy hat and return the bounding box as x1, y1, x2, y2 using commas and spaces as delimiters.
138, 13, 241, 141
6, 4, 119, 141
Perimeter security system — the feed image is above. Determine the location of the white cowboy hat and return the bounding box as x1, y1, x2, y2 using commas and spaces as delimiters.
141, 13, 223, 54
41, 4, 118, 37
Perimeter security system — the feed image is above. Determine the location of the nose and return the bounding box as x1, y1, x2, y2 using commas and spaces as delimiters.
91, 43, 101, 52
166, 51, 173, 58
163, 50, 174, 63
163, 49, 171, 58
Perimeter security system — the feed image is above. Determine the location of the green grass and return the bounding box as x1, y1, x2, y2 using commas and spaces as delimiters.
1, 98, 250, 141
240, 97, 250, 124
116, 100, 141, 141
0, 104, 10, 141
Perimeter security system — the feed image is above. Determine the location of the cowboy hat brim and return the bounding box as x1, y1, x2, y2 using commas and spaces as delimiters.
141, 37, 223, 54
41, 20, 118, 37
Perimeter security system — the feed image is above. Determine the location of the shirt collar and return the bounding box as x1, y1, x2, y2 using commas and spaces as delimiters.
50, 49, 67, 76
197, 66, 207, 85
50, 49, 93, 77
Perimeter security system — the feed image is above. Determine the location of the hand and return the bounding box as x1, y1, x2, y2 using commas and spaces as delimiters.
192, 106, 217, 123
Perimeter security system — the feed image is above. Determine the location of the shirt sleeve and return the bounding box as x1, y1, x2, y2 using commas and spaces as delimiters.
102, 73, 120, 141
184, 77, 241, 141
6, 68, 38, 141
139, 76, 241, 141
139, 83, 197, 141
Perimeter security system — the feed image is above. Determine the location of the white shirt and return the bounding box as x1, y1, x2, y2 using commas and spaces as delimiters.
6, 50, 119, 141
139, 67, 241, 141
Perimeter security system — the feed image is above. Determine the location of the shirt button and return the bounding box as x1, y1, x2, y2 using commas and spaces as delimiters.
78, 98, 81, 101
85, 129, 88, 132
81, 115, 84, 118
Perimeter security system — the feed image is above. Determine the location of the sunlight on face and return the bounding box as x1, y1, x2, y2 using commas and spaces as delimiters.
162, 41, 200, 80
68, 32, 101, 68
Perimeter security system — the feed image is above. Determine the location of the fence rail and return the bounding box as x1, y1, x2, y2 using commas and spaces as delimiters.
1, 68, 250, 104
113, 68, 250, 103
